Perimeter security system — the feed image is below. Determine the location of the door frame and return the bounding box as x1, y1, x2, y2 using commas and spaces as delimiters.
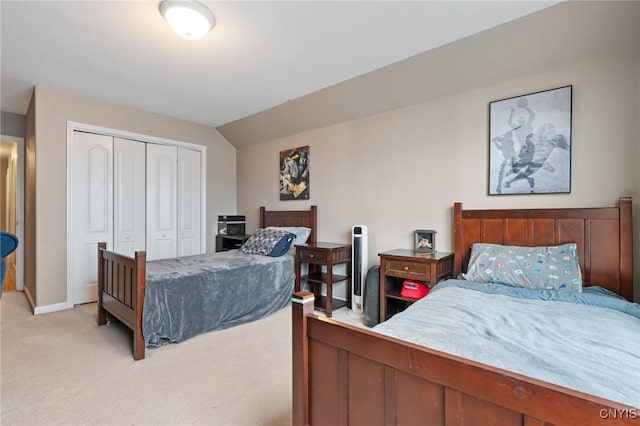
66, 121, 207, 306
1, 135, 25, 291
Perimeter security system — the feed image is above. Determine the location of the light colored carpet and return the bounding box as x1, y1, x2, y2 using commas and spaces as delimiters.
0, 292, 293, 426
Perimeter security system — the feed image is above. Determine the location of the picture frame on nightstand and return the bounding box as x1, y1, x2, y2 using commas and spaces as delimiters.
414, 229, 436, 252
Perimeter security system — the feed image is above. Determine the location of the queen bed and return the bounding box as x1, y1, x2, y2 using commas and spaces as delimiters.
292, 198, 637, 425
98, 205, 317, 360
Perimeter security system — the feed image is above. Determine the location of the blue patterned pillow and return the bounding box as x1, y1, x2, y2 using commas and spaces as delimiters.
240, 228, 295, 257
462, 243, 583, 292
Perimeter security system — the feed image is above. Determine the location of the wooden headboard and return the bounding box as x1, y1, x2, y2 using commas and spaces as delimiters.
453, 197, 633, 300
259, 205, 317, 244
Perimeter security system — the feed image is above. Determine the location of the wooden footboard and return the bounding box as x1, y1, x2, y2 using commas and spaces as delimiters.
95, 205, 318, 361
292, 292, 637, 426
97, 242, 146, 360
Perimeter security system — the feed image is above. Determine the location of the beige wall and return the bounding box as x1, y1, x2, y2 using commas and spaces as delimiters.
31, 86, 237, 307
25, 94, 36, 303
0, 111, 25, 240
1, 111, 26, 138
0, 156, 8, 230
237, 3, 640, 300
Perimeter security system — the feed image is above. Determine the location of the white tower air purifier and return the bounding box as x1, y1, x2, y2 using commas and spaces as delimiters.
349, 225, 368, 318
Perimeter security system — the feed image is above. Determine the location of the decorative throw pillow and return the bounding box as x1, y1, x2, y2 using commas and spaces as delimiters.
267, 226, 311, 254
267, 232, 296, 257
267, 226, 311, 246
462, 243, 583, 292
240, 228, 296, 257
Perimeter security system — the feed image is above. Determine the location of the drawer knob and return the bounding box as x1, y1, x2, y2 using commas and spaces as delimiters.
310, 254, 315, 258
403, 266, 409, 271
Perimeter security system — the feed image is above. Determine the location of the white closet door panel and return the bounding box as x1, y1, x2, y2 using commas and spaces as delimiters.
156, 155, 175, 230
70, 131, 113, 304
146, 144, 177, 260
177, 148, 202, 256
114, 138, 146, 257
87, 145, 110, 232
154, 239, 176, 260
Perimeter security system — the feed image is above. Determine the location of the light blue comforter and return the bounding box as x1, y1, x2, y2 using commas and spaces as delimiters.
374, 280, 640, 407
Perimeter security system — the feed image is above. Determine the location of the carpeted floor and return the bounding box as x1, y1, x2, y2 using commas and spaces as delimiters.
0, 292, 293, 426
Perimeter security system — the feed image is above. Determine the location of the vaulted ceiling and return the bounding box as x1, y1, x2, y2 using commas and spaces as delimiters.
1, 1, 558, 146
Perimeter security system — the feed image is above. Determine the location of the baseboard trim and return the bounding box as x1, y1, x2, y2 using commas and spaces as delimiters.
23, 287, 36, 313
34, 301, 71, 315
24, 286, 73, 315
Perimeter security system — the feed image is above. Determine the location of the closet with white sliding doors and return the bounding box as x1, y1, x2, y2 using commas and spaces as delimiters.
145, 143, 202, 260
68, 127, 205, 305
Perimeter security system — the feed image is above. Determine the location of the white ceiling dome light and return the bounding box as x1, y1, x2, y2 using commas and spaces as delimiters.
159, 0, 215, 40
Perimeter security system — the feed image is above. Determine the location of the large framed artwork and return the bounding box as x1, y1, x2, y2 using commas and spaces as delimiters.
280, 146, 310, 200
489, 85, 572, 195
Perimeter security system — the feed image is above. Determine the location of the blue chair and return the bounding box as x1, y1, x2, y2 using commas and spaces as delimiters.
1, 232, 19, 297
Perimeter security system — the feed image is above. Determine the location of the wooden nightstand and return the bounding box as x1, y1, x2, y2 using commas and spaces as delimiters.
295, 242, 352, 317
378, 249, 453, 321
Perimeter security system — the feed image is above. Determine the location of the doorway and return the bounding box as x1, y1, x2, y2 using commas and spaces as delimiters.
1, 135, 25, 293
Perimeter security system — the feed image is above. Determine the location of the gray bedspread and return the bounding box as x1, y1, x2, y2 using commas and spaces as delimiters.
143, 250, 294, 348
374, 280, 640, 407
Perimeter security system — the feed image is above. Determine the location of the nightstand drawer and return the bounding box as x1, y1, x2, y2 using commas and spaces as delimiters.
378, 250, 454, 322
299, 249, 328, 264
386, 260, 428, 279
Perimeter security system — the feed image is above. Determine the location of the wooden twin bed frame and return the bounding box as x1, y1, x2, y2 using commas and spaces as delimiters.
97, 205, 317, 360
292, 198, 635, 425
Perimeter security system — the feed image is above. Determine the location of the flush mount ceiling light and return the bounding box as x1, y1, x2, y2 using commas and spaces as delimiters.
159, 0, 215, 40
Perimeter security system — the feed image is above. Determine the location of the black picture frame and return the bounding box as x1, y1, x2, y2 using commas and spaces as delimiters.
414, 229, 436, 252
489, 85, 572, 195
279, 146, 310, 200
